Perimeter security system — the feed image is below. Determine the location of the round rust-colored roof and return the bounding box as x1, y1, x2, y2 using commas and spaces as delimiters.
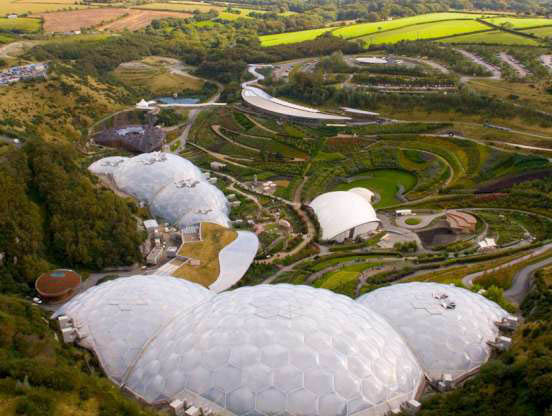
35, 269, 81, 298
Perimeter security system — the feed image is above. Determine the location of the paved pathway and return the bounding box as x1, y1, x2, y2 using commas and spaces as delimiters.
462, 242, 552, 290
505, 255, 552, 304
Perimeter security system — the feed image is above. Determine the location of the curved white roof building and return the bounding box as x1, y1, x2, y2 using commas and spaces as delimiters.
357, 282, 510, 382
309, 189, 380, 242
242, 87, 351, 122
349, 187, 375, 204
89, 152, 230, 227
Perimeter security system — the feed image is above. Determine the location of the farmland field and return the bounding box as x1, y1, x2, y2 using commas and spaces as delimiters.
522, 26, 552, 38
99, 10, 191, 31
134, 1, 266, 20
0, 0, 88, 14
0, 16, 40, 32
482, 16, 552, 29
358, 19, 490, 45
37, 8, 191, 32
260, 27, 338, 46
335, 169, 417, 207
332, 12, 491, 39
259, 12, 500, 46
439, 30, 540, 45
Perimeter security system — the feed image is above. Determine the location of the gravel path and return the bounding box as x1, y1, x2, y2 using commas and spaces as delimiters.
499, 52, 528, 78
455, 48, 501, 81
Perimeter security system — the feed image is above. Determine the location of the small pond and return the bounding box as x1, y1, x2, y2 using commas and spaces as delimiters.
156, 97, 200, 105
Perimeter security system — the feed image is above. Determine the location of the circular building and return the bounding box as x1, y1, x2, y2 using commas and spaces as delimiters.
309, 190, 381, 242
35, 269, 81, 303
55, 280, 424, 416
357, 282, 510, 383
53, 275, 213, 384
88, 152, 231, 228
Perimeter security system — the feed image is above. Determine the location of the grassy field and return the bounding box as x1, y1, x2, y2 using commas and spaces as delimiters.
0, 68, 130, 141
467, 79, 552, 114
260, 27, 335, 47
0, 16, 40, 32
439, 30, 541, 45
113, 60, 203, 95
134, 2, 269, 20
358, 19, 490, 45
522, 25, 552, 38
172, 222, 238, 286
335, 169, 417, 207
332, 12, 491, 39
259, 12, 500, 46
482, 16, 552, 29
314, 262, 380, 290
0, 0, 88, 15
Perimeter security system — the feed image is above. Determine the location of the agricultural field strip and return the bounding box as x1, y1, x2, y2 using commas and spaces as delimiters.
358, 20, 491, 45
438, 30, 541, 46
259, 12, 509, 46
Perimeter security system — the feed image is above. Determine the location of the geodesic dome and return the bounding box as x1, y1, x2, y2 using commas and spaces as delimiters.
89, 152, 230, 228
53, 275, 213, 384
55, 280, 424, 416
357, 282, 510, 381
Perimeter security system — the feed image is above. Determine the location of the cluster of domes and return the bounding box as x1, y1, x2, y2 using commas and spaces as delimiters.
54, 278, 510, 416
89, 152, 230, 228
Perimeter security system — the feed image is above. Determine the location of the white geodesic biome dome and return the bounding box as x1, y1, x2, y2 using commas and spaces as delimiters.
52, 275, 213, 384
56, 279, 425, 416
88, 152, 230, 227
356, 282, 510, 382
55, 279, 512, 416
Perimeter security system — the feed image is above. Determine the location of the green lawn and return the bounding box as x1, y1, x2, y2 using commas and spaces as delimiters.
482, 16, 552, 29
521, 25, 552, 38
259, 12, 499, 46
0, 17, 41, 33
332, 12, 490, 39
260, 27, 339, 47
358, 19, 490, 45
335, 169, 417, 208
439, 30, 541, 45
314, 262, 380, 290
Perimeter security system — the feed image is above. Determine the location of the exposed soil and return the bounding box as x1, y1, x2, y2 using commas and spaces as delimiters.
37, 8, 190, 32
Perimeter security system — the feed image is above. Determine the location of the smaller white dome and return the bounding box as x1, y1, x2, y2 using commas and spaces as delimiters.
357, 282, 510, 382
309, 190, 380, 241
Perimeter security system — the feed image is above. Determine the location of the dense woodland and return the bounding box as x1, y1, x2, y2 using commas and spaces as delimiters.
0, 142, 144, 296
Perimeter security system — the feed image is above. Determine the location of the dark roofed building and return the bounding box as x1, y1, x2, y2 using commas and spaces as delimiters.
35, 269, 81, 303
94, 124, 165, 153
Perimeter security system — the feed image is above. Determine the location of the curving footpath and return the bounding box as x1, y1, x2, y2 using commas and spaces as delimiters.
462, 243, 552, 303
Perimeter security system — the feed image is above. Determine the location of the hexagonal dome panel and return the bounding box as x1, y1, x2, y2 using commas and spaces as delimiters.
52, 275, 213, 384
357, 282, 510, 381
123, 284, 423, 416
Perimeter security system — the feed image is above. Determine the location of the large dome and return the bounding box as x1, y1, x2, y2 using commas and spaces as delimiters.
112, 152, 204, 202
88, 152, 230, 228
55, 280, 424, 416
309, 190, 380, 241
53, 275, 213, 384
357, 282, 509, 382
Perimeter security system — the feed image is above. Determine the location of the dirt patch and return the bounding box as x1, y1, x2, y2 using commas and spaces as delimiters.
37, 8, 190, 32
99, 10, 191, 31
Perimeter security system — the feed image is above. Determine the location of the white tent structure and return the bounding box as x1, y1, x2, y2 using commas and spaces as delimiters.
309, 189, 380, 242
